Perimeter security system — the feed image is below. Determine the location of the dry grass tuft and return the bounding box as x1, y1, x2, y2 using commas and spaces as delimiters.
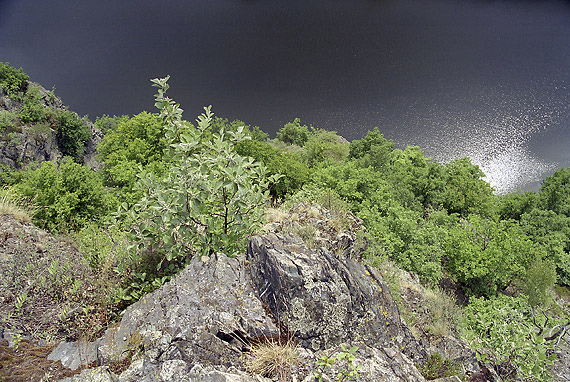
423, 288, 462, 339
245, 338, 298, 381
0, 187, 34, 224
266, 207, 290, 223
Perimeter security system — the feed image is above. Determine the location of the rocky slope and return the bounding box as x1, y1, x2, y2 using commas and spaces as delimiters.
41, 203, 478, 382
0, 82, 101, 171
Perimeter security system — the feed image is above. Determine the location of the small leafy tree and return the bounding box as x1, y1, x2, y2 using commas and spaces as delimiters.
236, 139, 310, 198
444, 216, 533, 296
0, 62, 29, 97
276, 118, 310, 146
56, 111, 91, 161
128, 76, 276, 264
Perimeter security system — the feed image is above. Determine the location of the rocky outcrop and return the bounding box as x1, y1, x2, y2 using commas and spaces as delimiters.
0, 82, 100, 171
247, 233, 423, 361
48, 226, 430, 381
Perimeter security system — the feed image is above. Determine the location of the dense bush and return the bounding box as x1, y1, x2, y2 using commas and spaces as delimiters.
93, 114, 128, 134
236, 139, 310, 199
97, 112, 166, 203
210, 116, 268, 141
56, 111, 91, 161
276, 118, 311, 146
0, 62, 29, 97
521, 208, 570, 285
0, 111, 18, 131
303, 128, 349, 166
539, 167, 570, 217
444, 216, 535, 296
19, 87, 46, 123
14, 158, 111, 232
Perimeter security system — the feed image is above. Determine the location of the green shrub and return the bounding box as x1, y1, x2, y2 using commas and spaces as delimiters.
463, 295, 559, 381
236, 139, 310, 199
94, 114, 128, 134
0, 62, 29, 97
0, 111, 18, 131
14, 158, 111, 232
349, 127, 395, 171
97, 112, 166, 204
420, 352, 462, 380
443, 216, 534, 296
56, 111, 91, 161
276, 118, 310, 146
126, 76, 277, 266
519, 257, 557, 308
19, 87, 46, 123
538, 167, 570, 217
29, 123, 52, 141
211, 116, 268, 141
303, 128, 349, 167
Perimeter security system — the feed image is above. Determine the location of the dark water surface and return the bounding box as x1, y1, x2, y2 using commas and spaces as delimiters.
1, 0, 569, 193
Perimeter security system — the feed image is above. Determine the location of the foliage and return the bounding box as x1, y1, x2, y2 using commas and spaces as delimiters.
311, 159, 389, 209
519, 257, 557, 309
19, 87, 46, 124
236, 139, 310, 198
520, 208, 570, 285
359, 204, 451, 284
127, 76, 275, 267
0, 111, 18, 131
422, 287, 463, 340
495, 190, 537, 221
14, 158, 111, 232
211, 116, 268, 141
97, 112, 167, 203
93, 114, 129, 134
0, 62, 29, 97
314, 344, 362, 382
276, 118, 311, 146
304, 128, 349, 166
463, 295, 559, 381
539, 167, 570, 216
0, 186, 35, 223
349, 127, 395, 171
444, 216, 534, 296
420, 352, 463, 380
56, 111, 91, 161
437, 157, 494, 217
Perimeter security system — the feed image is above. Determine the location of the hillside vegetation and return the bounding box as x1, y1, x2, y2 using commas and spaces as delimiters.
1, 63, 569, 381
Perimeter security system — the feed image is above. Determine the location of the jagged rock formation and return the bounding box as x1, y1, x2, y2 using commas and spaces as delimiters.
49, 230, 429, 381
0, 82, 100, 171
247, 233, 423, 360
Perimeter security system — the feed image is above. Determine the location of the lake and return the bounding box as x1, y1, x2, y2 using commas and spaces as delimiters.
1, 0, 569, 193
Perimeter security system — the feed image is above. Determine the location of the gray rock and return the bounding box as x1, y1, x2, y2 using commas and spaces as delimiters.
297, 342, 426, 382
247, 233, 423, 362
52, 253, 279, 376
59, 366, 118, 382
429, 335, 478, 375
52, 229, 430, 382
